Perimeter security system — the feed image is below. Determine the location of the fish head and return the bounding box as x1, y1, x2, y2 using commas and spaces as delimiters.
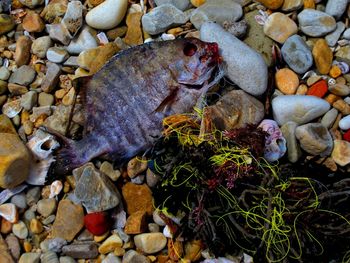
170, 38, 222, 86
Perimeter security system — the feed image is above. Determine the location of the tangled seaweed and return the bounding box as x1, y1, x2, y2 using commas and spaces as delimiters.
149, 113, 350, 263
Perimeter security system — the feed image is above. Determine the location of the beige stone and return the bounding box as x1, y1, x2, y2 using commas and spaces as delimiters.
127, 157, 147, 178
333, 99, 350, 115
30, 219, 43, 234
98, 233, 123, 254
134, 233, 167, 254
123, 12, 143, 46
23, 12, 45, 33
312, 39, 333, 75
263, 13, 298, 43
331, 140, 350, 166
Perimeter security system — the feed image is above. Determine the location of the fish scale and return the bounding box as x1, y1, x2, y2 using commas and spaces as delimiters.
49, 38, 221, 176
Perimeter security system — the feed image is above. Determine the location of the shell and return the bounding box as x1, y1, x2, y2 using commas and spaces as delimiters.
0, 203, 18, 223
26, 129, 60, 160
40, 251, 59, 263
258, 119, 287, 162
49, 180, 63, 198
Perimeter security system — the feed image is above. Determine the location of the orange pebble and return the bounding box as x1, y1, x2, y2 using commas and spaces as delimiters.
307, 79, 328, 98
304, 0, 315, 9
325, 94, 341, 105
275, 68, 299, 95
329, 65, 342, 78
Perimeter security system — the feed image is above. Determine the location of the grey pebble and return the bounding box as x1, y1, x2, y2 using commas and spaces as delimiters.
31, 36, 53, 58
154, 0, 190, 11
61, 242, 99, 259
59, 256, 77, 263
325, 21, 345, 47
321, 108, 339, 128
19, 253, 41, 263
10, 193, 27, 210
23, 209, 36, 222
41, 62, 61, 93
343, 28, 350, 40
26, 187, 41, 206
5, 234, 21, 260
37, 198, 57, 217
41, 251, 59, 263
298, 9, 336, 37
66, 26, 98, 55
0, 66, 11, 81
325, 0, 348, 20
46, 47, 69, 64
42, 214, 56, 225
20, 90, 37, 111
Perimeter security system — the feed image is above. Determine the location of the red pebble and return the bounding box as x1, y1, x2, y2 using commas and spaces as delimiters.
84, 212, 110, 235
343, 130, 350, 142
307, 80, 328, 98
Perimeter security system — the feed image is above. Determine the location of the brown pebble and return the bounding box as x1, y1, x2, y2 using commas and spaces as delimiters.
30, 218, 43, 234
0, 218, 12, 234
3, 50, 13, 59
23, 120, 34, 135
296, 84, 308, 95
333, 99, 350, 115
62, 87, 75, 106
23, 241, 32, 252
336, 76, 346, 85
22, 12, 45, 33
114, 247, 125, 257
15, 36, 32, 66
312, 39, 333, 75
275, 68, 299, 94
303, 0, 315, 9
325, 94, 341, 105
123, 12, 143, 46
124, 211, 147, 235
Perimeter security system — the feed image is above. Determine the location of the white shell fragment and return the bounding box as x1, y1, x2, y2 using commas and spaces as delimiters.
49, 180, 63, 198
26, 129, 60, 160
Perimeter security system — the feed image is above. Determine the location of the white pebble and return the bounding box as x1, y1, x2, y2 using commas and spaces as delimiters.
339, 115, 350, 130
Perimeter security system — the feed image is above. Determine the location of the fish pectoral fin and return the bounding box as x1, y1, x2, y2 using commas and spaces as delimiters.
154, 87, 179, 113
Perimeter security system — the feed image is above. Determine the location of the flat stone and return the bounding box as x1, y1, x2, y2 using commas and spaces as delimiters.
61, 242, 98, 259
312, 39, 333, 75
61, 0, 83, 37
37, 198, 57, 217
295, 123, 333, 156
0, 67, 11, 81
325, 22, 345, 47
51, 199, 84, 242
46, 23, 71, 45
66, 26, 98, 55
19, 253, 40, 263
263, 12, 297, 44
298, 9, 336, 37
98, 233, 123, 254
31, 36, 52, 58
331, 140, 350, 166
200, 22, 267, 96
122, 182, 154, 216
47, 47, 69, 64
325, 0, 348, 20
134, 233, 167, 254
281, 0, 303, 11
0, 14, 15, 36
328, 84, 350, 96
22, 11, 45, 33
272, 95, 330, 125
155, 0, 189, 11
281, 35, 313, 74
15, 36, 32, 66
41, 62, 61, 93
142, 4, 188, 35
12, 221, 28, 239
9, 65, 36, 86
73, 163, 120, 212
20, 91, 37, 111
321, 108, 338, 128
124, 211, 147, 235
190, 0, 242, 30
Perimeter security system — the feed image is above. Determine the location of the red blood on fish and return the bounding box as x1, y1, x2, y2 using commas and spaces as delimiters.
49, 38, 222, 176
84, 212, 110, 235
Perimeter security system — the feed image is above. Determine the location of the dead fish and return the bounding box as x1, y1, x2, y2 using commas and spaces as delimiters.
50, 38, 222, 175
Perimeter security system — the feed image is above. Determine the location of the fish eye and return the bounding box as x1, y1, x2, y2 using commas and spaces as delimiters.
183, 42, 197, 56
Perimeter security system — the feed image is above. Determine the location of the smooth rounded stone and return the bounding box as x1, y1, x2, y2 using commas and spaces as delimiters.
339, 115, 350, 130
0, 14, 15, 35
86, 0, 128, 30
24, 209, 36, 222
66, 26, 97, 55
154, 0, 190, 11
281, 0, 303, 11
37, 198, 57, 217
146, 168, 160, 188
297, 9, 336, 37
295, 123, 333, 156
59, 256, 77, 263
19, 0, 44, 8
61, 243, 99, 259
122, 250, 150, 263
26, 186, 41, 206
142, 4, 188, 35
42, 214, 55, 225
134, 233, 167, 254
326, 22, 345, 47
321, 108, 338, 128
200, 22, 267, 96
2, 99, 22, 118
41, 62, 61, 93
41, 251, 59, 263
61, 1, 83, 38
0, 79, 7, 95
325, 0, 347, 20
102, 253, 121, 263
98, 234, 123, 254
20, 90, 37, 111
343, 28, 350, 40
8, 83, 28, 95
41, 238, 67, 253
19, 253, 41, 263
148, 223, 160, 233
190, 0, 242, 30
280, 122, 302, 161
9, 65, 36, 86
100, 161, 121, 181
12, 220, 28, 239
223, 20, 248, 39
5, 234, 20, 260
23, 11, 45, 33
0, 67, 10, 81
275, 68, 299, 95
11, 193, 27, 210
331, 140, 350, 166
51, 199, 84, 242
335, 46, 350, 65
328, 84, 350, 96
46, 23, 71, 46
312, 39, 333, 75
256, 0, 283, 10
263, 12, 297, 44
281, 35, 313, 74
272, 95, 330, 126
47, 47, 69, 64
31, 36, 53, 58
15, 36, 32, 66
38, 92, 54, 106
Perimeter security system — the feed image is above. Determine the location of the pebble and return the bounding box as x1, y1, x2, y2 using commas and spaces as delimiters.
15, 36, 32, 66
37, 198, 57, 217
66, 26, 98, 55
30, 218, 43, 234
2, 99, 22, 118
155, 0, 190, 11
281, 121, 302, 163
134, 233, 167, 254
263, 12, 297, 44
146, 169, 160, 188
325, 22, 345, 47
38, 92, 54, 106
0, 14, 15, 35
335, 46, 350, 65
86, 0, 128, 30
330, 65, 342, 78
339, 115, 350, 130
256, 0, 283, 10
307, 79, 328, 98
8, 83, 27, 95
124, 12, 143, 46
22, 11, 45, 33
20, 91, 37, 111
26, 187, 41, 206
223, 20, 248, 39
0, 133, 30, 188
200, 22, 267, 96
47, 47, 69, 64
127, 157, 148, 178
11, 193, 27, 211
12, 220, 28, 239
321, 108, 338, 128
325, 0, 348, 20
328, 84, 350, 96
46, 23, 71, 46
9, 65, 36, 86
343, 28, 350, 40
0, 67, 10, 81
43, 104, 70, 134
142, 4, 188, 35
312, 39, 333, 75
61, 1, 83, 38
31, 36, 53, 59
0, 80, 7, 95
331, 140, 350, 166
122, 182, 154, 216
333, 99, 350, 115
272, 95, 330, 125
19, 0, 43, 8
281, 0, 303, 11
125, 211, 147, 234
59, 256, 76, 263
5, 234, 20, 260
281, 35, 313, 74
73, 163, 120, 212
122, 249, 150, 263
0, 203, 18, 223
98, 233, 123, 254
61, 243, 99, 259
275, 68, 299, 95
41, 62, 61, 93
100, 161, 121, 181
190, 0, 242, 30
19, 253, 41, 263
298, 9, 336, 37
41, 0, 68, 23
84, 212, 110, 235
295, 123, 333, 156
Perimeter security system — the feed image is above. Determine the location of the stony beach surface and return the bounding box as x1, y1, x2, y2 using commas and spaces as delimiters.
1, 0, 350, 262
